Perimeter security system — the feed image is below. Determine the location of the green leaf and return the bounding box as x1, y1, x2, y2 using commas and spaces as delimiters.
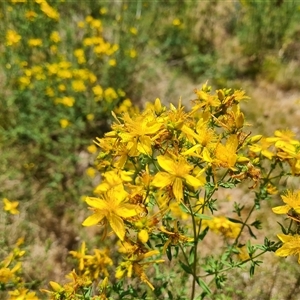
198, 226, 209, 241
194, 213, 212, 220
179, 260, 193, 275
196, 277, 212, 295
228, 217, 244, 224
166, 245, 172, 261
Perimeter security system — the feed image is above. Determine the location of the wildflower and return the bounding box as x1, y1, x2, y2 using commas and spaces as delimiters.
249, 137, 275, 160
28, 38, 42, 47
59, 119, 70, 128
214, 134, 238, 170
82, 187, 140, 240
129, 27, 137, 35
129, 49, 137, 58
3, 198, 19, 214
39, 1, 59, 20
160, 222, 193, 253
87, 144, 97, 154
109, 59, 116, 66
55, 96, 75, 107
25, 10, 37, 21
72, 80, 86, 92
0, 267, 14, 283
172, 18, 181, 26
74, 49, 86, 64
275, 234, 300, 263
69, 242, 88, 271
9, 288, 39, 300
152, 155, 204, 202
202, 216, 241, 239
50, 31, 61, 43
86, 167, 96, 178
272, 190, 300, 214
115, 250, 164, 290
6, 30, 21, 46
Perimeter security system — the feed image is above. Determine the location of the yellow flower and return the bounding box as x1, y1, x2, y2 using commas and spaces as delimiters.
202, 216, 241, 239
109, 59, 117, 66
129, 49, 137, 58
249, 137, 275, 160
82, 187, 140, 240
0, 267, 14, 283
152, 155, 205, 202
72, 80, 86, 92
172, 18, 181, 26
272, 190, 300, 214
86, 167, 96, 178
59, 119, 70, 128
3, 198, 19, 214
87, 144, 97, 154
129, 27, 137, 35
50, 31, 61, 43
6, 30, 21, 46
28, 38, 42, 47
9, 288, 39, 300
25, 10, 37, 21
39, 2, 59, 20
275, 234, 300, 263
214, 134, 238, 170
55, 96, 75, 107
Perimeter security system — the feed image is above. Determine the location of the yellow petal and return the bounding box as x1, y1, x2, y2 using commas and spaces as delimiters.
115, 204, 139, 218
109, 214, 126, 240
277, 234, 294, 243
152, 172, 173, 188
184, 174, 204, 187
157, 155, 176, 174
173, 177, 183, 202
85, 197, 107, 209
272, 205, 290, 214
82, 213, 105, 226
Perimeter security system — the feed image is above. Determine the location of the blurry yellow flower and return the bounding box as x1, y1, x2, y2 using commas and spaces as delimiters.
9, 288, 39, 300
55, 96, 75, 107
0, 267, 14, 283
6, 30, 21, 46
87, 144, 97, 154
74, 49, 86, 64
93, 85, 103, 101
59, 119, 70, 128
72, 80, 86, 92
100, 7, 107, 14
58, 84, 66, 92
77, 21, 85, 28
104, 87, 118, 102
39, 1, 59, 20
45, 87, 54, 97
3, 198, 20, 215
203, 216, 241, 239
50, 31, 61, 43
272, 190, 300, 214
85, 16, 93, 23
90, 19, 102, 29
19, 76, 31, 87
86, 167, 96, 178
172, 18, 181, 26
86, 113, 94, 121
275, 234, 300, 263
25, 10, 37, 21
249, 137, 275, 160
129, 27, 138, 35
28, 38, 42, 47
109, 59, 117, 66
129, 49, 137, 58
